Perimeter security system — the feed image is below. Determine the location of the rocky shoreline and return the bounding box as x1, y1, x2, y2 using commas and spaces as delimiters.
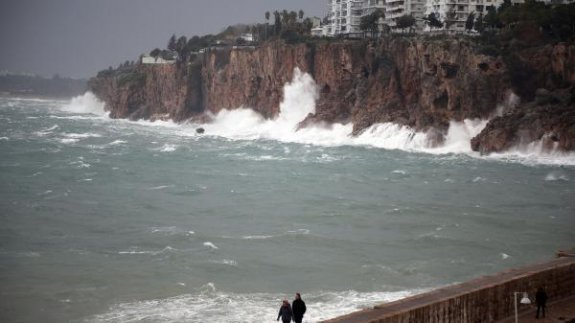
89, 36, 575, 154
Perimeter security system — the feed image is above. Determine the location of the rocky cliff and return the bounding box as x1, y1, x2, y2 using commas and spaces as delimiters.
89, 37, 575, 153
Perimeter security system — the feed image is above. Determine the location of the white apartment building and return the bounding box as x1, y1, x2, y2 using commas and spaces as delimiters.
323, 0, 426, 36
425, 0, 529, 31
325, 0, 384, 36
320, 0, 567, 35
425, 0, 502, 30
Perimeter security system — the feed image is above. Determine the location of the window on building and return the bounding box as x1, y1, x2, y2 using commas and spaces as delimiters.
341, 18, 347, 24
341, 25, 347, 31
476, 5, 484, 11
458, 5, 465, 11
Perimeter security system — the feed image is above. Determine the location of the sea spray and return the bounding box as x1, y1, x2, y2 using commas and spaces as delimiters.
202, 69, 488, 154
86, 287, 423, 323
61, 73, 575, 165
62, 92, 107, 116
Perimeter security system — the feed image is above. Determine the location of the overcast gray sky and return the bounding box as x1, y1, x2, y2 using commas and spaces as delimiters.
0, 0, 326, 79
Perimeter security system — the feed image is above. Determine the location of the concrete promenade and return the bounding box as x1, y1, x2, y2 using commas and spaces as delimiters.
322, 254, 575, 323
496, 296, 575, 323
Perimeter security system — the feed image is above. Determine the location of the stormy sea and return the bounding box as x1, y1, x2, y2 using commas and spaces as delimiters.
1, 71, 574, 323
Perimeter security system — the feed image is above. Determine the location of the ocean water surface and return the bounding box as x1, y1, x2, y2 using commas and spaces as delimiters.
1, 72, 574, 323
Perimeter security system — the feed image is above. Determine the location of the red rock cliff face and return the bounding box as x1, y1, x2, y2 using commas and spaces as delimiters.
90, 63, 202, 121
202, 38, 508, 139
90, 38, 575, 153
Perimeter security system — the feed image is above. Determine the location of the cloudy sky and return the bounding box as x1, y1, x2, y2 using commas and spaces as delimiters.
0, 0, 326, 79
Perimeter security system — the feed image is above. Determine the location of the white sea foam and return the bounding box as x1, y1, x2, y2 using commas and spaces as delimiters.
69, 160, 91, 168
86, 284, 424, 323
59, 138, 80, 144
544, 171, 570, 181
118, 246, 176, 256
62, 92, 107, 116
34, 124, 60, 137
147, 185, 173, 190
107, 140, 127, 146
287, 229, 310, 235
211, 259, 238, 267
158, 144, 178, 152
203, 242, 219, 250
241, 235, 274, 240
62, 132, 102, 139
60, 71, 575, 166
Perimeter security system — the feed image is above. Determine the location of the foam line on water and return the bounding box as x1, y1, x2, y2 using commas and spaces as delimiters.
86, 285, 425, 323
62, 74, 575, 166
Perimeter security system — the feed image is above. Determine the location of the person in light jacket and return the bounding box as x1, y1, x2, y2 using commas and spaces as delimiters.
277, 299, 293, 323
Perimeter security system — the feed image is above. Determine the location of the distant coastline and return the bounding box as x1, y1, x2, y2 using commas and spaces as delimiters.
0, 73, 87, 99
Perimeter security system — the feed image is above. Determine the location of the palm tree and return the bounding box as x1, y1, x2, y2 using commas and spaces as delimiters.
264, 11, 271, 40
274, 11, 282, 35
298, 9, 304, 21
281, 10, 289, 25
167, 34, 177, 51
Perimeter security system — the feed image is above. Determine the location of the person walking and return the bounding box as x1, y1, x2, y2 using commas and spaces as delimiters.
292, 292, 307, 323
277, 299, 293, 323
535, 287, 548, 319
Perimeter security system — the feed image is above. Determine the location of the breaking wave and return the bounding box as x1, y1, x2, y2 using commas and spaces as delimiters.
86, 283, 423, 323
62, 92, 107, 116
65, 71, 575, 165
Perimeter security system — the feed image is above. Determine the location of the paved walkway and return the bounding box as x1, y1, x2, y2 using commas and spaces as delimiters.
496, 296, 575, 323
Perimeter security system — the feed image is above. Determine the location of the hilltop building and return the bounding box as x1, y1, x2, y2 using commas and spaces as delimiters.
320, 0, 426, 36
318, 0, 571, 35
425, 0, 525, 31
141, 55, 175, 64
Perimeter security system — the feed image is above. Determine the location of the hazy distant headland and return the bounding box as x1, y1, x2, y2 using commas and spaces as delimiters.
0, 72, 87, 98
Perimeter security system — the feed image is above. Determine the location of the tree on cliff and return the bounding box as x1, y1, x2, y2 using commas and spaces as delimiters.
360, 9, 384, 38
274, 11, 282, 35
465, 13, 475, 32
484, 6, 501, 30
287, 11, 298, 26
395, 14, 416, 33
150, 48, 161, 58
474, 13, 485, 33
167, 34, 177, 52
175, 36, 188, 61
445, 9, 458, 30
424, 12, 444, 30
281, 10, 289, 25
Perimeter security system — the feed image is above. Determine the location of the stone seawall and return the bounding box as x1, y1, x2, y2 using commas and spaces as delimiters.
322, 256, 575, 323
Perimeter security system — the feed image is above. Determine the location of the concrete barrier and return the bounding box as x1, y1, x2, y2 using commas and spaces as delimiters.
322, 256, 575, 323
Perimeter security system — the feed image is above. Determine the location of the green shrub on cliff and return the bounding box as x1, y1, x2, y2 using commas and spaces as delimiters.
117, 71, 146, 88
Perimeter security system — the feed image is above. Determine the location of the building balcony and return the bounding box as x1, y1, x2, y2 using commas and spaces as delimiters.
387, 6, 404, 12
387, 11, 405, 19
387, 3, 405, 8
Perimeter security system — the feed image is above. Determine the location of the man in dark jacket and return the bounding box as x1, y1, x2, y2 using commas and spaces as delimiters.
292, 293, 307, 323
535, 287, 547, 319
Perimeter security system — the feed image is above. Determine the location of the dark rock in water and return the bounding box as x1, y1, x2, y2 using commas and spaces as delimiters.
196, 127, 205, 134
471, 88, 575, 154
